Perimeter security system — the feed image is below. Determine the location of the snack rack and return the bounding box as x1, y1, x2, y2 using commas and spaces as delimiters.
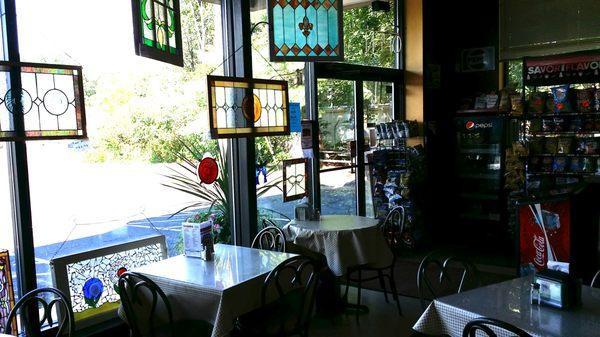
521, 52, 600, 196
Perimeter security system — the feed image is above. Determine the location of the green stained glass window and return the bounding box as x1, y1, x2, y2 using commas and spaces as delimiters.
131, 0, 183, 67
268, 0, 344, 62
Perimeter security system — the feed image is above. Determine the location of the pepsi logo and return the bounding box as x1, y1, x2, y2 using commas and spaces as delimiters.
466, 121, 475, 129
465, 121, 493, 130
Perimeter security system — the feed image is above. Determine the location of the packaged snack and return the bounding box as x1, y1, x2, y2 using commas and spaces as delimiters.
583, 117, 595, 131
553, 157, 567, 172
594, 87, 600, 111
575, 140, 587, 154
569, 118, 583, 132
570, 157, 582, 172
528, 92, 546, 115
546, 95, 555, 114
576, 88, 594, 113
582, 157, 595, 172
553, 117, 566, 132
551, 85, 574, 113
474, 95, 487, 109
485, 93, 499, 109
529, 139, 545, 154
510, 94, 524, 115
544, 138, 558, 154
529, 157, 543, 171
556, 138, 572, 154
499, 89, 510, 111
541, 157, 554, 172
529, 119, 542, 133
584, 139, 598, 155
542, 119, 555, 132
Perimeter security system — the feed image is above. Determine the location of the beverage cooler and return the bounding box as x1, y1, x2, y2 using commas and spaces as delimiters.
516, 182, 600, 282
453, 114, 517, 250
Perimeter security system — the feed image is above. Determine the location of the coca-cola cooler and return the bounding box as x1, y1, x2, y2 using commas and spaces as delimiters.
517, 182, 600, 282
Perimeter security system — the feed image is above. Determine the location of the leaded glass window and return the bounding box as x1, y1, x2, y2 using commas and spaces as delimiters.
0, 250, 16, 334
268, 0, 344, 61
0, 62, 87, 141
207, 75, 290, 138
283, 158, 308, 202
131, 0, 184, 67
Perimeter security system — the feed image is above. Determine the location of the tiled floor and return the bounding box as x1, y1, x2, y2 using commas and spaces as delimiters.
309, 287, 424, 337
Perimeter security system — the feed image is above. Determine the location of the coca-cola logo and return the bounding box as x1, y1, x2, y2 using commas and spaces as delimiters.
533, 235, 546, 267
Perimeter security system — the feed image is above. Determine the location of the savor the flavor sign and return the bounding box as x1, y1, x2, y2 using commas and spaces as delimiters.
524, 53, 600, 86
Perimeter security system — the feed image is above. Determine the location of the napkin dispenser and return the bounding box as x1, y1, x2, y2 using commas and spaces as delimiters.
295, 197, 318, 221
182, 220, 214, 261
533, 269, 581, 309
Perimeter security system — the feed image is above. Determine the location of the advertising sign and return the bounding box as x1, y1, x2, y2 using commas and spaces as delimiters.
518, 199, 571, 275
524, 53, 600, 86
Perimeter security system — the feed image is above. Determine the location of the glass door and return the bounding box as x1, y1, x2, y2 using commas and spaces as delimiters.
317, 79, 357, 215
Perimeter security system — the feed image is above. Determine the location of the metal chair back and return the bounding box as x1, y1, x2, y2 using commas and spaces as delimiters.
417, 250, 480, 309
463, 317, 533, 337
5, 287, 75, 337
261, 255, 319, 336
118, 272, 174, 337
380, 206, 406, 253
591, 270, 600, 288
252, 225, 287, 252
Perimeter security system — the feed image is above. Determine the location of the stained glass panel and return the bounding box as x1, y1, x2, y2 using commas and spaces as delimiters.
0, 61, 87, 141
0, 250, 15, 334
207, 75, 290, 138
268, 0, 344, 61
283, 158, 308, 202
50, 236, 167, 329
132, 0, 183, 66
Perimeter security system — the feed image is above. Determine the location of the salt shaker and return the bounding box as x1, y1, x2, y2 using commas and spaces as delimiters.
530, 282, 541, 305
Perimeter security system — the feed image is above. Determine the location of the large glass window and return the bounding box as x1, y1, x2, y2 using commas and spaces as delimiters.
1, 144, 19, 327
251, 9, 306, 227
15, 0, 226, 323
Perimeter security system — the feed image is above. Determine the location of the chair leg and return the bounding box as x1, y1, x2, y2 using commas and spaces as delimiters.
356, 269, 362, 321
388, 266, 402, 316
344, 269, 351, 301
378, 269, 389, 303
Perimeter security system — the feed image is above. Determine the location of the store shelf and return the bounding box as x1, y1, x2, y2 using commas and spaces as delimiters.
527, 171, 599, 176
529, 131, 600, 138
459, 148, 502, 155
457, 108, 509, 114
459, 193, 501, 200
459, 173, 502, 180
524, 111, 600, 118
528, 153, 600, 158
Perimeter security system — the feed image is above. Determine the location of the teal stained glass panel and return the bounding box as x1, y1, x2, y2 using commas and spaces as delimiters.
269, 0, 344, 61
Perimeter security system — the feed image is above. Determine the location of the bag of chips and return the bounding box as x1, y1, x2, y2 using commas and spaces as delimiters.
541, 157, 554, 172
546, 95, 555, 114
570, 157, 582, 172
544, 138, 558, 154
551, 85, 574, 113
528, 92, 546, 115
576, 88, 594, 113
553, 157, 567, 172
594, 87, 600, 112
510, 94, 524, 115
556, 138, 573, 154
499, 89, 510, 111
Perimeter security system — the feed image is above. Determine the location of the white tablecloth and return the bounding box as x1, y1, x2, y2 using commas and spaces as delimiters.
413, 276, 600, 337
135, 244, 296, 337
283, 215, 392, 276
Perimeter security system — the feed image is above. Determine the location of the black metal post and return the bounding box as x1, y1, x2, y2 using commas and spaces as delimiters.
355, 81, 366, 216
223, 0, 257, 247
4, 0, 38, 298
304, 62, 321, 211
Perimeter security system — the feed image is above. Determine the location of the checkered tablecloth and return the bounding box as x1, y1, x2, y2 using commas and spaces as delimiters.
413, 277, 600, 337
283, 215, 393, 276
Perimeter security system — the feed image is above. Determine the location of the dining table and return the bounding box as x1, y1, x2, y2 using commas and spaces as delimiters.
283, 214, 392, 277
134, 244, 296, 337
413, 276, 600, 337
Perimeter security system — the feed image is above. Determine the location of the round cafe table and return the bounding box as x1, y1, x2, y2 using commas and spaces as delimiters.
282, 215, 393, 277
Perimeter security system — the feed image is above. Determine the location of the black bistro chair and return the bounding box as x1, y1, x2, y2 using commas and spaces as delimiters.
118, 271, 213, 337
5, 287, 75, 337
591, 270, 600, 288
252, 224, 287, 252
417, 250, 480, 310
463, 318, 533, 337
234, 255, 320, 337
344, 206, 405, 318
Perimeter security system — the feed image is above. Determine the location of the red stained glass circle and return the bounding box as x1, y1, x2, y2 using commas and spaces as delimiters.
117, 267, 127, 277
197, 157, 219, 184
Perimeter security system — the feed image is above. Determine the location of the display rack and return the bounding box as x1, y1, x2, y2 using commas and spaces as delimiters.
521, 52, 600, 195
